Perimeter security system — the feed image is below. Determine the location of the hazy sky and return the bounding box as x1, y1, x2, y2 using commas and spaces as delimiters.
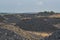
0, 0, 60, 13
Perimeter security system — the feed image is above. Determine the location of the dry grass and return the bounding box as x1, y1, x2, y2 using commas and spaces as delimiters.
27, 31, 52, 38
49, 14, 60, 18
0, 23, 53, 40
53, 24, 60, 29
0, 24, 41, 40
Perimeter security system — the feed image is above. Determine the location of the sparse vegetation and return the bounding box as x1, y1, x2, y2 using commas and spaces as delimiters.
0, 11, 60, 40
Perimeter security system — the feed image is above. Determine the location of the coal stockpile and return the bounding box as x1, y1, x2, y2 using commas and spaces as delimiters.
0, 28, 26, 40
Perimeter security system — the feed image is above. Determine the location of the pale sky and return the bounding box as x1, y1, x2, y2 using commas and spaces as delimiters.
0, 0, 60, 13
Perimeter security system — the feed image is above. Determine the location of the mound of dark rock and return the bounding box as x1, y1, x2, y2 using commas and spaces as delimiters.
0, 28, 26, 40
47, 30, 60, 40
17, 18, 58, 32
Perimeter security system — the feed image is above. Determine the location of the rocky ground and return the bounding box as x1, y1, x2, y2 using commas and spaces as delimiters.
46, 30, 60, 40
0, 13, 60, 40
0, 23, 44, 40
0, 28, 25, 40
